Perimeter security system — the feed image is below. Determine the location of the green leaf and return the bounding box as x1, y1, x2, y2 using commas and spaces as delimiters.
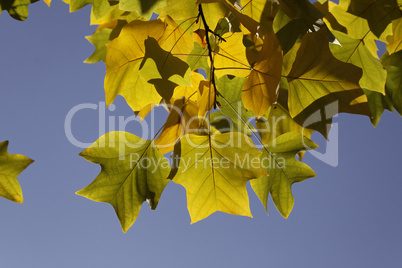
216, 75, 254, 134
329, 30, 386, 94
285, 28, 368, 119
363, 89, 393, 126
173, 132, 265, 223
84, 28, 113, 63
187, 42, 210, 73
0, 141, 33, 203
386, 18, 402, 54
329, 0, 392, 44
381, 50, 402, 116
69, 0, 114, 19
77, 131, 170, 233
250, 132, 317, 218
274, 0, 324, 54
346, 0, 401, 39
0, 0, 38, 21
119, 0, 166, 20
256, 104, 313, 147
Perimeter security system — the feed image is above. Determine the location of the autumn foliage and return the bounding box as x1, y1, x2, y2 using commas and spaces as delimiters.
1, 0, 401, 233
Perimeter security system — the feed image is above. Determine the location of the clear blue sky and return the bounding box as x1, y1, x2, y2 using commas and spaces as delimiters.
0, 1, 401, 267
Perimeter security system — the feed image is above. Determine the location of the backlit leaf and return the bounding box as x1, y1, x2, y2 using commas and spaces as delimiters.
329, 30, 386, 94
0, 141, 33, 203
119, 0, 166, 20
84, 28, 113, 63
386, 18, 402, 54
382, 50, 402, 116
214, 32, 250, 78
242, 31, 282, 116
0, 0, 38, 21
77, 131, 170, 233
173, 132, 265, 223
251, 132, 317, 218
216, 75, 254, 134
105, 18, 193, 112
155, 98, 200, 154
285, 28, 367, 119
346, 0, 401, 39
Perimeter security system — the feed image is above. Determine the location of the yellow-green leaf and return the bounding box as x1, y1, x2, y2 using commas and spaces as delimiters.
242, 31, 283, 116
346, 0, 401, 39
285, 28, 367, 119
329, 0, 392, 45
105, 20, 165, 111
197, 80, 214, 118
173, 132, 264, 223
0, 141, 33, 203
216, 74, 254, 134
250, 132, 317, 218
329, 30, 386, 94
119, 0, 166, 20
77, 132, 170, 233
155, 98, 200, 154
105, 18, 193, 112
382, 50, 402, 116
84, 28, 113, 63
69, 0, 114, 19
0, 0, 38, 21
386, 18, 402, 54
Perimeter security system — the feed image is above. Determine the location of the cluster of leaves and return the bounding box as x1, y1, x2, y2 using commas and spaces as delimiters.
1, 0, 401, 233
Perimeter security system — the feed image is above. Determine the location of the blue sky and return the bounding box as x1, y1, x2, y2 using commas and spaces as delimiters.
0, 1, 401, 267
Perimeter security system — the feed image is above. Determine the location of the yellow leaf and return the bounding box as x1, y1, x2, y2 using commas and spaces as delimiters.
105, 18, 194, 112
214, 32, 251, 78
105, 20, 165, 111
0, 141, 33, 203
172, 72, 204, 101
159, 16, 195, 62
173, 132, 264, 223
44, 0, 51, 6
197, 80, 214, 118
242, 31, 283, 116
156, 99, 200, 154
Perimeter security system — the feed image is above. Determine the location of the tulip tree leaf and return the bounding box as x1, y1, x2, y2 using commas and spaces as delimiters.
0, 141, 33, 203
0, 0, 38, 21
216, 75, 254, 134
85, 28, 113, 63
104, 18, 193, 112
285, 28, 367, 119
69, 0, 114, 19
77, 131, 170, 233
346, 0, 401, 39
155, 98, 200, 154
242, 31, 283, 116
214, 32, 250, 78
250, 132, 317, 218
382, 50, 402, 116
119, 0, 166, 20
386, 18, 402, 54
329, 30, 386, 94
173, 132, 265, 223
